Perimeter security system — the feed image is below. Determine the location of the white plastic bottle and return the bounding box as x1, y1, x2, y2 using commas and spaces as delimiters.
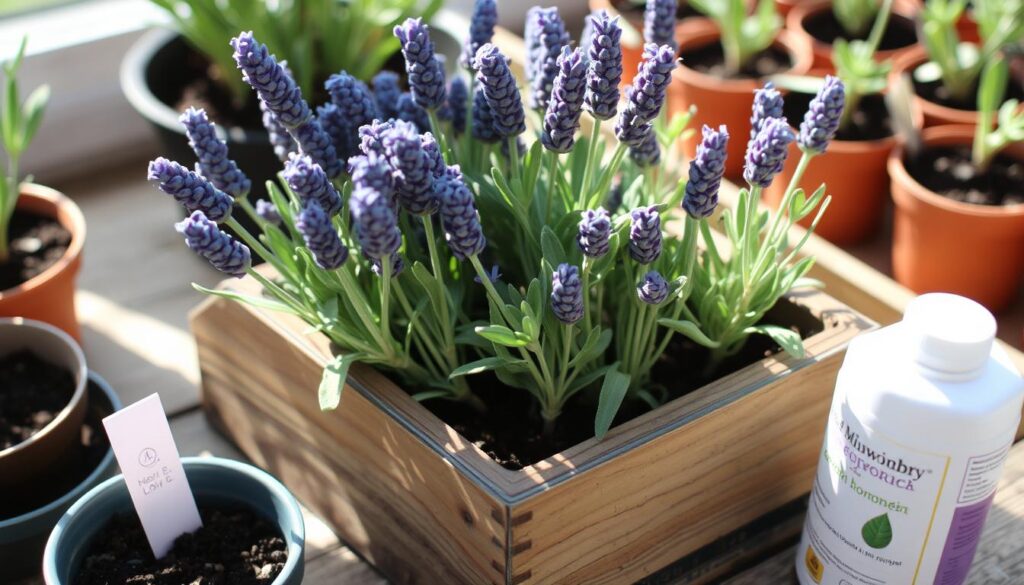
795, 293, 1024, 585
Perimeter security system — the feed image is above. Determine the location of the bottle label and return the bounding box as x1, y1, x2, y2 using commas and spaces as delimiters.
797, 402, 1008, 585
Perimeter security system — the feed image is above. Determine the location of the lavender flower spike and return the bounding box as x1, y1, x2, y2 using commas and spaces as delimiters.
284, 154, 343, 217
683, 125, 729, 218
744, 117, 795, 188
637, 270, 669, 305
148, 157, 233, 223
231, 32, 310, 128
474, 44, 526, 138
255, 199, 281, 225
293, 117, 344, 179
644, 0, 679, 53
180, 108, 251, 199
629, 205, 662, 264
395, 18, 447, 110
318, 104, 357, 161
175, 211, 251, 277
372, 71, 403, 120
799, 75, 846, 154
261, 99, 295, 162
542, 46, 587, 153
350, 185, 402, 260
524, 7, 543, 84
382, 120, 439, 215
397, 93, 431, 134
629, 129, 661, 167
348, 152, 395, 196
296, 200, 349, 270
448, 76, 469, 135
471, 87, 500, 143
749, 81, 784, 143
615, 44, 677, 146
528, 7, 571, 111
578, 207, 611, 258
359, 119, 395, 157
462, 0, 498, 69
438, 166, 487, 260
583, 11, 623, 121
321, 73, 380, 160
551, 263, 584, 325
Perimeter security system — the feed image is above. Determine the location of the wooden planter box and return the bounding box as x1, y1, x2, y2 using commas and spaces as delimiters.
191, 273, 872, 584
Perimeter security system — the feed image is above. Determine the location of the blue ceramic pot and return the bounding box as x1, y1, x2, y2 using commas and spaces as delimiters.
43, 457, 305, 585
0, 372, 121, 580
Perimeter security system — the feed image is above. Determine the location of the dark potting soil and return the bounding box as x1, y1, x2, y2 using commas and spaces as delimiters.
76, 506, 287, 585
0, 350, 75, 451
427, 298, 825, 470
905, 145, 1024, 206
0, 379, 111, 520
912, 71, 1024, 112
803, 10, 917, 52
679, 41, 793, 80
611, 0, 703, 21
783, 91, 895, 142
0, 209, 72, 292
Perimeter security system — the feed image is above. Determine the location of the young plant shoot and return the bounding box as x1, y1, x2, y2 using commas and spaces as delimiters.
833, 0, 881, 39
689, 0, 781, 75
972, 57, 1024, 171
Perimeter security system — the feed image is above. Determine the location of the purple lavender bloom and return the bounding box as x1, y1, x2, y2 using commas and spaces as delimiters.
381, 120, 438, 215
471, 87, 500, 143
394, 18, 447, 111
744, 117, 795, 188
350, 185, 402, 259
637, 270, 669, 305
397, 92, 431, 133
175, 211, 250, 277
296, 200, 349, 270
683, 125, 729, 219
326, 73, 380, 124
255, 199, 281, 225
524, 7, 543, 84
318, 103, 359, 161
437, 166, 486, 260
644, 0, 678, 53
231, 32, 310, 128
148, 157, 233, 223
629, 205, 662, 264
527, 7, 571, 111
541, 46, 587, 153
371, 252, 405, 277
583, 11, 623, 121
284, 154, 343, 217
799, 75, 845, 154
372, 71, 403, 120
359, 119, 395, 157
550, 263, 584, 325
462, 0, 498, 69
605, 177, 624, 212
421, 133, 446, 178
615, 44, 677, 146
577, 207, 611, 258
629, 129, 661, 167
348, 152, 395, 196
260, 99, 295, 162
292, 117, 344, 179
474, 44, 526, 138
749, 81, 784, 143
179, 108, 251, 199
448, 76, 469, 135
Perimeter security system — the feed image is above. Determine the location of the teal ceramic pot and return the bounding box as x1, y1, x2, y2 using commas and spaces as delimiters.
0, 372, 120, 581
43, 457, 305, 585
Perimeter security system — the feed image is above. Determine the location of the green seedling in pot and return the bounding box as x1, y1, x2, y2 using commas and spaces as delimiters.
833, 0, 882, 40
689, 0, 781, 76
972, 56, 1024, 171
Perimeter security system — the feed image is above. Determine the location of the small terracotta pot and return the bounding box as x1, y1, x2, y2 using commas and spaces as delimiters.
669, 19, 812, 179
891, 45, 989, 129
0, 184, 85, 342
889, 126, 1024, 311
774, 0, 812, 16
788, 0, 920, 70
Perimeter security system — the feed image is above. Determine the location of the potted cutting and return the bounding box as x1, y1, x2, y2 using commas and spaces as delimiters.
43, 457, 305, 585
0, 318, 121, 580
788, 0, 919, 69
670, 0, 812, 178
892, 0, 1024, 128
766, 0, 911, 244
890, 57, 1024, 311
0, 39, 85, 340
165, 5, 869, 583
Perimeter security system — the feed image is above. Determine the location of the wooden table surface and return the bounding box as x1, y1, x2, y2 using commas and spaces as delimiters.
37, 163, 1024, 584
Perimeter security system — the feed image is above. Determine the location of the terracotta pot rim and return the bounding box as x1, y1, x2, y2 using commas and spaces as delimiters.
891, 45, 982, 125
789, 0, 919, 59
0, 184, 86, 302
889, 125, 1024, 219
672, 20, 812, 90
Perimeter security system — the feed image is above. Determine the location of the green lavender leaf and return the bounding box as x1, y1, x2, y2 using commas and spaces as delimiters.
449, 357, 523, 379
595, 369, 631, 440
658, 319, 721, 348
746, 325, 805, 358
861, 513, 893, 549
475, 325, 530, 348
318, 352, 364, 411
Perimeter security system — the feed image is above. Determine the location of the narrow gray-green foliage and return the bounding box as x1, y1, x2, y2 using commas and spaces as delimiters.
972, 57, 1024, 170
690, 0, 781, 75
833, 0, 880, 38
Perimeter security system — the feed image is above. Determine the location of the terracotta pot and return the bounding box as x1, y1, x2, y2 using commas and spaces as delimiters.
669, 19, 812, 179
0, 184, 85, 341
889, 126, 1024, 311
0, 318, 89, 489
788, 0, 920, 70
775, 0, 812, 16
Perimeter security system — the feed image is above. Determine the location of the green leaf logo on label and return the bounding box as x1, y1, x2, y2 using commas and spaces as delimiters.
862, 513, 893, 549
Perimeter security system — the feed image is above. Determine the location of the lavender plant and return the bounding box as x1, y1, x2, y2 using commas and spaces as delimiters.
833, 0, 880, 39
689, 0, 781, 75
972, 57, 1024, 171
151, 4, 840, 444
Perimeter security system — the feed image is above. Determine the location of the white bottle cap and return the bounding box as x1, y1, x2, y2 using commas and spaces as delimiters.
902, 293, 997, 377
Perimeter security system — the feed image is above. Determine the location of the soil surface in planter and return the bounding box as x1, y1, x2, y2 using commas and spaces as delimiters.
76, 506, 288, 585
783, 91, 894, 142
912, 72, 1024, 112
611, 0, 703, 21
0, 209, 72, 292
0, 350, 75, 451
678, 41, 793, 80
905, 145, 1024, 206
430, 298, 826, 470
803, 10, 917, 51
1, 380, 110, 520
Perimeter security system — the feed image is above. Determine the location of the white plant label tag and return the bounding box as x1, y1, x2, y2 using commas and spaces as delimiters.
102, 393, 202, 558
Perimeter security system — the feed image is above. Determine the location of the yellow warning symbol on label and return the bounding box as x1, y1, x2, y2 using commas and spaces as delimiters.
805, 545, 824, 583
